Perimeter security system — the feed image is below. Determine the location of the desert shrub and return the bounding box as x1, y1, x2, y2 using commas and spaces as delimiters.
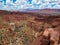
22, 35, 32, 45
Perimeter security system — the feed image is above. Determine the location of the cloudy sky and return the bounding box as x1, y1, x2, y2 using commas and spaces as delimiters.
0, 0, 60, 11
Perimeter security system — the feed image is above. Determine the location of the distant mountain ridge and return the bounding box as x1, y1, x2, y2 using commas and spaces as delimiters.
21, 9, 60, 14
0, 9, 60, 16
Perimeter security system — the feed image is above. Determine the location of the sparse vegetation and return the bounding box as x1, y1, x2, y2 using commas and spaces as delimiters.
0, 11, 60, 45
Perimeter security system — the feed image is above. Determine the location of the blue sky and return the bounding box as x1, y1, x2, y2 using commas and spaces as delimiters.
0, 0, 60, 11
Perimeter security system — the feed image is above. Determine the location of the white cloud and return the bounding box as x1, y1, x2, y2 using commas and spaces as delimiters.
0, 0, 60, 10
